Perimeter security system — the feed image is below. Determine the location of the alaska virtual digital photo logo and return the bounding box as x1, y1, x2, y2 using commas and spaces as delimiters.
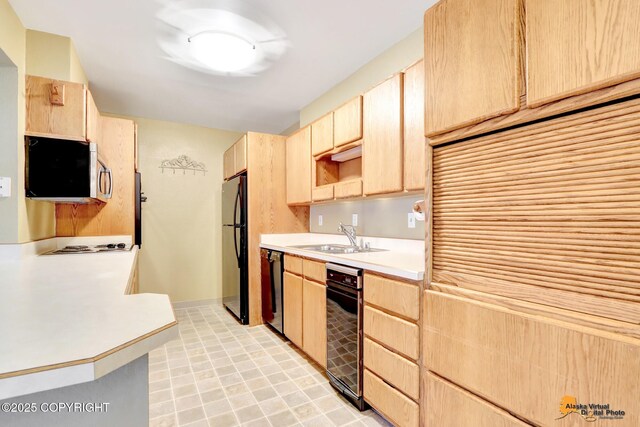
557, 395, 626, 422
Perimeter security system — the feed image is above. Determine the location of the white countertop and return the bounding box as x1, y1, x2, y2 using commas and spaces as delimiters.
0, 236, 178, 400
260, 233, 425, 281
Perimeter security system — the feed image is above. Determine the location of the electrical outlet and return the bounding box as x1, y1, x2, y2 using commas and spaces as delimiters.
318, 215, 323, 226
0, 177, 11, 198
352, 213, 358, 227
408, 212, 416, 229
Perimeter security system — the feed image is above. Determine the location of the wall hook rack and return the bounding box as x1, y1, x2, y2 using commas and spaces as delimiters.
159, 155, 207, 175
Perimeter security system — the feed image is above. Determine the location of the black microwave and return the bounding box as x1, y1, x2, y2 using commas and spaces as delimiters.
25, 136, 112, 204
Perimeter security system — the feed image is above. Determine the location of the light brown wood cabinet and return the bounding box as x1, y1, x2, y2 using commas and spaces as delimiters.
364, 369, 419, 427
56, 116, 136, 238
285, 127, 312, 205
333, 95, 363, 147
223, 135, 247, 180
302, 279, 327, 367
526, 0, 640, 108
423, 0, 522, 137
85, 89, 101, 143
26, 75, 88, 141
403, 60, 425, 191
311, 112, 334, 156
283, 271, 303, 348
363, 73, 404, 195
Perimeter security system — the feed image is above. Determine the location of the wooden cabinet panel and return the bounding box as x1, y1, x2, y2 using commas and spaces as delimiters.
424, 372, 530, 427
424, 0, 522, 136
312, 185, 334, 202
424, 291, 640, 427
403, 60, 425, 191
363, 74, 404, 195
334, 179, 362, 199
364, 305, 419, 360
333, 96, 363, 147
223, 145, 235, 180
302, 279, 327, 367
56, 117, 136, 238
364, 369, 419, 427
311, 112, 334, 156
283, 272, 303, 348
285, 127, 312, 205
26, 75, 87, 141
364, 273, 420, 320
234, 134, 247, 175
302, 259, 325, 283
284, 255, 303, 276
527, 0, 640, 108
364, 338, 419, 400
86, 89, 101, 143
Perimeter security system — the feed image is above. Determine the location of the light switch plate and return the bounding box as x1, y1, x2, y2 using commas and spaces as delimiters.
0, 177, 11, 198
352, 214, 358, 227
408, 212, 416, 229
318, 215, 323, 226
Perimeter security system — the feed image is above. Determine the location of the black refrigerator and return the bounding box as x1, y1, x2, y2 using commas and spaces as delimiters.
222, 173, 248, 324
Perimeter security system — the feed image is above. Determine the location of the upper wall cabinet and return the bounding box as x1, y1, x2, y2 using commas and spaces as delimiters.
424, 0, 522, 137
526, 0, 640, 108
311, 112, 334, 156
363, 73, 404, 196
403, 60, 425, 191
26, 75, 88, 141
286, 126, 312, 205
85, 89, 101, 143
333, 95, 363, 148
223, 135, 247, 180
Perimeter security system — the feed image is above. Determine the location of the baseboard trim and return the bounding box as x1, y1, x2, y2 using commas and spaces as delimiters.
172, 298, 221, 309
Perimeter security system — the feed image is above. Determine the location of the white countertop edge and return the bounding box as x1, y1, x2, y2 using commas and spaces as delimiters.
0, 323, 178, 401
260, 243, 424, 281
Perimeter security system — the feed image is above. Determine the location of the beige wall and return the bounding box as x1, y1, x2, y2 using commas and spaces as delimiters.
25, 30, 88, 85
300, 28, 423, 126
122, 115, 242, 303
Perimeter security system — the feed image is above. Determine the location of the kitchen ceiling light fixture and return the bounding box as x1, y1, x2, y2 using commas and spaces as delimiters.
157, 1, 289, 76
188, 31, 257, 72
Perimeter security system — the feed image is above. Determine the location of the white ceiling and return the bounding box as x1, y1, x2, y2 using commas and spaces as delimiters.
10, 0, 435, 134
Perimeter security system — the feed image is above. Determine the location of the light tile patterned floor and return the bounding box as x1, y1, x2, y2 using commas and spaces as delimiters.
148, 304, 392, 427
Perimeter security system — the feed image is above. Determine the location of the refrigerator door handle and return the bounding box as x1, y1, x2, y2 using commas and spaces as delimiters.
233, 185, 241, 266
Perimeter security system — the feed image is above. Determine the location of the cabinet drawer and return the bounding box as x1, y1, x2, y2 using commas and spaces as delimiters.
303, 259, 325, 283
334, 180, 362, 199
284, 255, 303, 275
364, 306, 419, 360
364, 338, 419, 400
364, 273, 420, 320
425, 372, 530, 427
424, 291, 640, 427
312, 185, 334, 202
364, 369, 419, 427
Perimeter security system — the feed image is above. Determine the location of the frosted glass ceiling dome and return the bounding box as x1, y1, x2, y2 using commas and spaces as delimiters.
157, 0, 289, 76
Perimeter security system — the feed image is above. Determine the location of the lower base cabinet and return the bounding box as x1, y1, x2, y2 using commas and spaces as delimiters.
302, 279, 327, 367
283, 272, 303, 348
424, 372, 530, 427
364, 369, 419, 427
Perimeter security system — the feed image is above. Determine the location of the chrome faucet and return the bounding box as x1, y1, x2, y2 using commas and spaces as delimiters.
338, 223, 358, 247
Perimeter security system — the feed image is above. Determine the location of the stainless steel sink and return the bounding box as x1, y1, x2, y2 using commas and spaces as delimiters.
292, 244, 386, 254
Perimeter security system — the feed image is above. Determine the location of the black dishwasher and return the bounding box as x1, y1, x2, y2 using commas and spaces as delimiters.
261, 249, 284, 334
326, 263, 368, 411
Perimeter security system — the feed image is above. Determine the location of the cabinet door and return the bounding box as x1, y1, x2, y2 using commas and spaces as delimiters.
86, 89, 101, 143
333, 96, 363, 147
311, 112, 334, 156
527, 0, 640, 107
363, 74, 404, 196
223, 145, 235, 180
283, 272, 303, 348
285, 127, 312, 205
302, 279, 327, 367
403, 60, 425, 191
424, 0, 522, 136
26, 75, 87, 140
234, 134, 247, 175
